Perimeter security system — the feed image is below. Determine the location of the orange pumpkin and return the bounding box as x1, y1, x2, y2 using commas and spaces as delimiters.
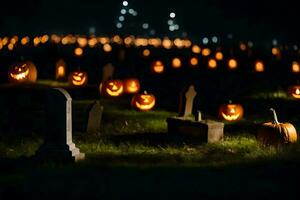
219, 102, 243, 121
68, 71, 88, 86
151, 60, 164, 74
100, 79, 124, 97
8, 61, 37, 83
123, 78, 140, 94
289, 85, 300, 99
227, 58, 238, 70
131, 91, 156, 111
256, 108, 297, 146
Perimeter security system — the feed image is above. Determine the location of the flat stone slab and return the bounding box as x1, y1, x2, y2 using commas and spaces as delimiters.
167, 117, 224, 143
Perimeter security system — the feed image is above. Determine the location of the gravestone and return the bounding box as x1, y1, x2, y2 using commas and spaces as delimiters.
102, 63, 115, 83
86, 101, 104, 135
167, 85, 224, 143
179, 85, 197, 118
35, 88, 85, 162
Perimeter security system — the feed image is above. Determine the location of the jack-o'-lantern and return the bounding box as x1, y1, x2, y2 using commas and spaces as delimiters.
172, 57, 182, 68
202, 48, 211, 56
123, 78, 140, 94
255, 60, 264, 72
219, 102, 243, 121
289, 85, 300, 99
131, 91, 156, 111
55, 59, 66, 80
228, 58, 238, 70
215, 51, 223, 60
256, 108, 297, 146
100, 79, 124, 97
8, 61, 37, 83
151, 60, 164, 74
68, 71, 88, 86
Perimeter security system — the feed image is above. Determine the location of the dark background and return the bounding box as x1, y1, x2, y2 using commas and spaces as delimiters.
1, 0, 300, 43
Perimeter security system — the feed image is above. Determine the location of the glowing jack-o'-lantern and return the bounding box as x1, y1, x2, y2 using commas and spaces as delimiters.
208, 58, 217, 69
151, 60, 164, 74
131, 91, 156, 111
215, 51, 224, 60
219, 103, 243, 121
100, 79, 124, 97
289, 85, 300, 99
123, 78, 140, 94
68, 71, 88, 86
8, 61, 37, 83
56, 59, 66, 80
189, 57, 198, 67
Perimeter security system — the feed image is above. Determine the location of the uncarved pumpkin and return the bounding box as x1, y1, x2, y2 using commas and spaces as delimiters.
8, 61, 37, 83
257, 108, 297, 146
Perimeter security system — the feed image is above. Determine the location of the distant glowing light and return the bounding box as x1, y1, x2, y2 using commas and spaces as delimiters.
293, 45, 298, 51
103, 44, 112, 52
121, 9, 126, 14
202, 48, 211, 56
143, 49, 150, 57
228, 58, 238, 69
255, 60, 264, 72
174, 24, 179, 30
150, 29, 156, 35
116, 22, 123, 28
190, 57, 198, 67
133, 11, 138, 16
142, 23, 149, 29
215, 52, 223, 60
272, 39, 278, 46
172, 57, 182, 68
240, 43, 247, 51
169, 26, 175, 31
292, 61, 300, 73
119, 16, 125, 21
129, 9, 134, 14
192, 45, 201, 54
272, 47, 280, 56
212, 36, 218, 43
170, 12, 176, 18
202, 37, 209, 44
122, 1, 128, 6
227, 33, 233, 39
168, 20, 173, 25
74, 47, 83, 57
208, 58, 217, 69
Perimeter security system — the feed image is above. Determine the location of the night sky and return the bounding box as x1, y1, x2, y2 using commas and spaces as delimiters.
1, 0, 300, 43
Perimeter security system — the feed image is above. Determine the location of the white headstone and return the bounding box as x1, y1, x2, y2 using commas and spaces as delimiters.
35, 88, 85, 162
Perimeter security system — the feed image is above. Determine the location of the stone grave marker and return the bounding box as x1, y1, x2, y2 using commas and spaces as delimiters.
167, 85, 224, 143
102, 63, 115, 82
35, 88, 85, 162
179, 85, 197, 118
86, 101, 104, 135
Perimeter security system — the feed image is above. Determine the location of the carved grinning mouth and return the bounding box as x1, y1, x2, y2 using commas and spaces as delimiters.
10, 67, 29, 80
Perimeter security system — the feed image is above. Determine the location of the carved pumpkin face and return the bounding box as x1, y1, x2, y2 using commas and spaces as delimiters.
290, 85, 300, 99
8, 61, 38, 83
292, 61, 300, 73
123, 78, 140, 94
172, 57, 182, 68
100, 80, 124, 97
151, 61, 164, 74
68, 71, 88, 86
219, 103, 243, 121
131, 91, 156, 111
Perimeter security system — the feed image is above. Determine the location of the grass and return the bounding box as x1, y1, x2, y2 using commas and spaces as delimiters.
1, 97, 300, 199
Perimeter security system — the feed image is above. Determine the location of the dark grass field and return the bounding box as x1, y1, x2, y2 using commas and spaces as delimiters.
0, 83, 300, 199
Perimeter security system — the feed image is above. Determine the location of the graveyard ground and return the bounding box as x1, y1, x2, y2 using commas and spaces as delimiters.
0, 88, 300, 199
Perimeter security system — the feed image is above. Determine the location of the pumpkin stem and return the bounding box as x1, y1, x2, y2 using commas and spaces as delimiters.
270, 108, 279, 124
